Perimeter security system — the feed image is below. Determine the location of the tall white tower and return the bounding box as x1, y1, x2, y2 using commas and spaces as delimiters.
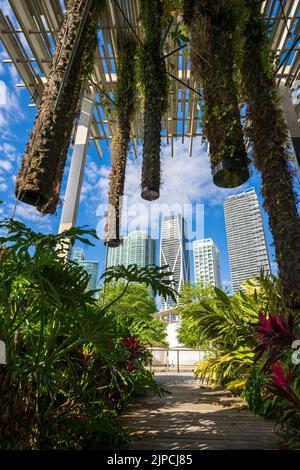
193, 238, 221, 288
224, 188, 271, 293
160, 214, 190, 308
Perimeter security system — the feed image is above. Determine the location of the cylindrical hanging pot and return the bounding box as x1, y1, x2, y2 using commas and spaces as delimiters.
15, 0, 103, 214
138, 0, 168, 201
187, 0, 249, 188
240, 0, 300, 309
104, 36, 136, 247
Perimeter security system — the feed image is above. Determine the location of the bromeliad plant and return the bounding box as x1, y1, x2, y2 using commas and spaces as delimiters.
105, 34, 137, 247
15, 0, 105, 214
185, 0, 249, 188
138, 0, 169, 201
0, 217, 176, 449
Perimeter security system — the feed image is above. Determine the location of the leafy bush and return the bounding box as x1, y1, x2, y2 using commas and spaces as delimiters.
0, 219, 175, 449
182, 272, 300, 446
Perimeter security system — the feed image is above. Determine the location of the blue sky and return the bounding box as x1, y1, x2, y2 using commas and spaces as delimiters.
0, 0, 282, 290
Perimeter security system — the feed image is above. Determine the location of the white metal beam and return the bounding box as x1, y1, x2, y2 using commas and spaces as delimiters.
58, 87, 96, 233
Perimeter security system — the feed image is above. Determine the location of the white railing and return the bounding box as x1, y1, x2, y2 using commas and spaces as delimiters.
147, 347, 207, 373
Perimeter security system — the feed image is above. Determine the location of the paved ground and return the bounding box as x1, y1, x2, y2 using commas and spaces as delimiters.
120, 372, 284, 450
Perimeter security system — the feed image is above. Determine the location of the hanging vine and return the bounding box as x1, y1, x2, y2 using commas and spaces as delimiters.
15, 0, 105, 214
104, 35, 137, 247
185, 0, 249, 188
138, 0, 169, 201
240, 0, 300, 309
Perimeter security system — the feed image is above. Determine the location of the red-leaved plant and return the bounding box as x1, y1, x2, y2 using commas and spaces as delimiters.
120, 336, 146, 371
266, 363, 300, 409
254, 310, 296, 370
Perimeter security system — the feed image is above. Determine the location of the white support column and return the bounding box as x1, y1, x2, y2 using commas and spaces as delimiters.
278, 85, 300, 182
59, 87, 95, 235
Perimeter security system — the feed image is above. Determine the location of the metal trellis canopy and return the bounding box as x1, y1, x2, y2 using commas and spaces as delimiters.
1, 1, 299, 159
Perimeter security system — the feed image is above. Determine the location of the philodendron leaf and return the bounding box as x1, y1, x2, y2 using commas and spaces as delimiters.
101, 264, 178, 302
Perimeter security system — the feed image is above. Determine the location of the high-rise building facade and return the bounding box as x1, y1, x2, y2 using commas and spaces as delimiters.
72, 247, 99, 292
72, 247, 84, 263
160, 214, 190, 309
224, 188, 271, 293
80, 261, 99, 291
107, 230, 156, 268
193, 238, 222, 288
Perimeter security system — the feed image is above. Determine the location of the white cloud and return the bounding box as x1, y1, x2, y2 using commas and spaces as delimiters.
0, 159, 13, 172
92, 138, 247, 237
0, 79, 24, 134
85, 160, 99, 183
6, 203, 53, 230
0, 80, 7, 106
0, 182, 7, 192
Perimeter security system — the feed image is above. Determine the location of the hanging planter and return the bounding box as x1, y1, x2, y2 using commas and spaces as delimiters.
138, 0, 168, 201
240, 0, 300, 308
186, 0, 249, 188
104, 36, 137, 247
15, 0, 105, 214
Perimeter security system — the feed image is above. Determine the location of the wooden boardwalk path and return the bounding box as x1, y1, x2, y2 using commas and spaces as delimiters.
120, 373, 284, 450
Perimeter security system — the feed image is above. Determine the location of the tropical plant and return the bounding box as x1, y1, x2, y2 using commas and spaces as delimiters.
0, 218, 174, 449
240, 0, 300, 309
188, 271, 300, 446
98, 282, 167, 346
138, 0, 169, 200
105, 34, 137, 246
15, 0, 105, 214
254, 310, 297, 370
185, 0, 249, 187
192, 282, 258, 391
177, 282, 216, 348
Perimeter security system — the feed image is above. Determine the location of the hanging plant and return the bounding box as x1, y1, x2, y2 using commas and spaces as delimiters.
186, 0, 249, 188
138, 0, 169, 201
104, 35, 137, 247
15, 0, 105, 214
240, 0, 300, 309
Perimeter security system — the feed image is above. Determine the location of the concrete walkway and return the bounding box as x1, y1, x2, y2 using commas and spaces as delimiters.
120, 373, 284, 450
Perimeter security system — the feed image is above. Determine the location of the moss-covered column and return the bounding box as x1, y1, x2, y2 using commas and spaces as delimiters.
15, 0, 104, 214
186, 0, 249, 188
138, 0, 168, 201
105, 37, 136, 247
241, 1, 300, 309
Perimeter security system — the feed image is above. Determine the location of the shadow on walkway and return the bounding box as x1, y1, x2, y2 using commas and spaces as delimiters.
120, 372, 284, 450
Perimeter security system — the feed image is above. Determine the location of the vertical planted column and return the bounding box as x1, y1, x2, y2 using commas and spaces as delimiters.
15, 0, 104, 214
104, 36, 137, 247
138, 0, 168, 201
186, 0, 249, 187
241, 1, 300, 308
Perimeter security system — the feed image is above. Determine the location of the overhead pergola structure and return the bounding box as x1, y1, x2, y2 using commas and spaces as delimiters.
1, 0, 300, 233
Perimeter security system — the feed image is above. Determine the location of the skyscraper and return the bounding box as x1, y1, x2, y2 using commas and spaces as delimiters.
193, 238, 221, 288
79, 260, 99, 291
72, 247, 84, 263
160, 214, 190, 309
72, 247, 99, 292
107, 230, 156, 269
224, 188, 271, 293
